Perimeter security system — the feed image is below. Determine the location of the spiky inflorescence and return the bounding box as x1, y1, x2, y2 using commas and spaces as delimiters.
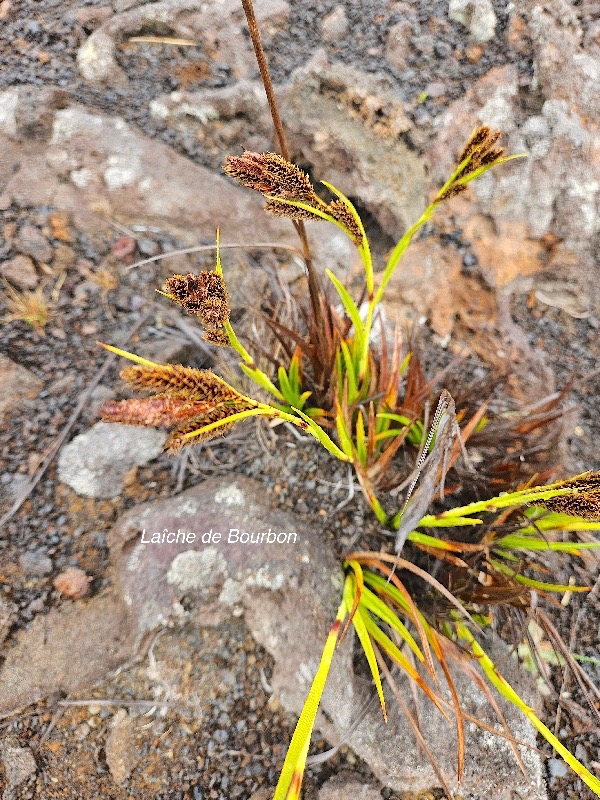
164, 402, 249, 451
224, 151, 326, 221
438, 125, 505, 202
533, 471, 600, 519
224, 151, 318, 202
327, 200, 363, 243
263, 198, 324, 221
99, 396, 216, 427
119, 364, 239, 401
163, 272, 230, 329
99, 363, 254, 450
203, 327, 230, 346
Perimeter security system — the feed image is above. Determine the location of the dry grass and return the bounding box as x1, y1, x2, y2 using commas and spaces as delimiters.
1, 279, 56, 335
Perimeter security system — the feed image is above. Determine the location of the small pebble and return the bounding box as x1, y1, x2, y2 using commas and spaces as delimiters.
548, 758, 568, 778
19, 550, 53, 577
111, 235, 136, 259
53, 567, 91, 599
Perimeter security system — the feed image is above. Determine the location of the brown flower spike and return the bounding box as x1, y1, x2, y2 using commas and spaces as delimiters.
327, 200, 363, 244
224, 151, 325, 222
224, 150, 365, 243
224, 151, 317, 202
163, 272, 230, 329
99, 364, 253, 451
532, 471, 600, 520
438, 125, 505, 202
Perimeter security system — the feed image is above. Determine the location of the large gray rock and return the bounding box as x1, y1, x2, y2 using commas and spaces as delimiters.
58, 421, 166, 498
331, 642, 547, 799
1, 88, 356, 277
0, 88, 290, 244
107, 477, 354, 730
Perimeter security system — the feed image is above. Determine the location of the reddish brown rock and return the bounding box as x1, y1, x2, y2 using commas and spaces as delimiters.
382, 240, 464, 338
0, 254, 38, 289
463, 216, 545, 287
0, 594, 135, 716
53, 567, 91, 599
0, 354, 44, 423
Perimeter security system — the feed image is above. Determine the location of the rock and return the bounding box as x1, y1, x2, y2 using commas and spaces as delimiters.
83, 384, 116, 422
16, 223, 53, 262
77, 29, 123, 85
76, 0, 287, 85
3, 90, 294, 246
463, 215, 545, 287
0, 594, 134, 716
52, 244, 76, 271
525, 0, 598, 120
137, 238, 159, 257
0, 88, 19, 138
318, 776, 382, 799
283, 55, 425, 238
428, 57, 600, 314
334, 641, 547, 799
321, 5, 349, 43
0, 354, 44, 423
105, 709, 140, 784
1, 253, 38, 289
19, 549, 53, 577
547, 758, 568, 778
382, 240, 464, 337
2, 473, 30, 503
149, 79, 271, 156
11, 86, 70, 142
0, 739, 37, 793
57, 421, 166, 499
46, 373, 76, 396
385, 20, 413, 72
249, 790, 272, 800
449, 0, 497, 43
111, 235, 136, 259
0, 596, 16, 646
54, 567, 91, 599
426, 80, 447, 98
107, 477, 353, 729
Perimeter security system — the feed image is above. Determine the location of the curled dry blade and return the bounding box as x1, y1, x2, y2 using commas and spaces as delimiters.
395, 390, 460, 554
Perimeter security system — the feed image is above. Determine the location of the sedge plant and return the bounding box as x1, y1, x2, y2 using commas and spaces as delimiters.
98, 0, 599, 793
98, 132, 600, 797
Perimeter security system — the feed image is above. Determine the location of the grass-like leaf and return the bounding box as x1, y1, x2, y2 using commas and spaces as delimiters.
273, 598, 348, 800
457, 623, 600, 797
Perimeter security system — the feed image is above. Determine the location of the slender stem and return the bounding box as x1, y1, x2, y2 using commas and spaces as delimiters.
241, 0, 289, 161
240, 0, 318, 295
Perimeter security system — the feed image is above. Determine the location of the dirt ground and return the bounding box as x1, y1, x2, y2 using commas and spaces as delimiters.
0, 1, 599, 799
